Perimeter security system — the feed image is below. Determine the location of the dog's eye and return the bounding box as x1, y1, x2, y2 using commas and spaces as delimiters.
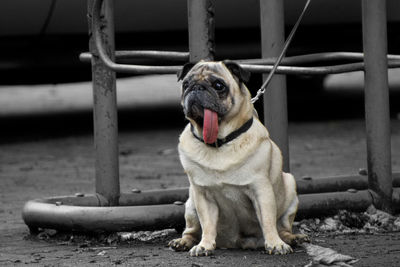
182, 81, 189, 90
213, 81, 225, 91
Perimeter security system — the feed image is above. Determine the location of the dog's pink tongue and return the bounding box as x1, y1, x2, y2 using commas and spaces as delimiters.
203, 108, 219, 144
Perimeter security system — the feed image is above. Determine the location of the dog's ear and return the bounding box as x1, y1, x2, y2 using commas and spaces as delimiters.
177, 62, 195, 81
223, 60, 251, 84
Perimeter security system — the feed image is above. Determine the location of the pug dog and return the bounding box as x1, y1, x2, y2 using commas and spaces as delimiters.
168, 60, 308, 257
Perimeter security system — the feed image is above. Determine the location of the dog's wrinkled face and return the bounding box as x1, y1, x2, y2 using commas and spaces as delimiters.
178, 61, 251, 144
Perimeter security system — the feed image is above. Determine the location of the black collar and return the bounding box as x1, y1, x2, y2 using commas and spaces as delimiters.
190, 117, 253, 148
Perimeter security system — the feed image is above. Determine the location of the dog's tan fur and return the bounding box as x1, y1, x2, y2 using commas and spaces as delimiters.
169, 61, 308, 256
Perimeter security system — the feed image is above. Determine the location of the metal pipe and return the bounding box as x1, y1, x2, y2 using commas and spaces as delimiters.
297, 173, 400, 194
88, 47, 400, 76
24, 189, 189, 207
79, 48, 400, 73
187, 0, 215, 62
238, 52, 400, 65
260, 0, 289, 171
362, 0, 393, 213
22, 188, 400, 232
79, 51, 400, 65
297, 190, 373, 220
22, 200, 185, 233
299, 187, 400, 220
89, 0, 120, 206
79, 50, 190, 63
241, 60, 400, 75
119, 188, 189, 206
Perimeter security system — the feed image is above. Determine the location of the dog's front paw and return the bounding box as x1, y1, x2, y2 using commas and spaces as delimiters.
189, 241, 215, 257
168, 237, 196, 252
264, 241, 293, 255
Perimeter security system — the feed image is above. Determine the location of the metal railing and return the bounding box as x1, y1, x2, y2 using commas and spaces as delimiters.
22, 0, 400, 233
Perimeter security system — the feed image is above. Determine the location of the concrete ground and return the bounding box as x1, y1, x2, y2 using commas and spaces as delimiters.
0, 73, 400, 266
0, 117, 400, 266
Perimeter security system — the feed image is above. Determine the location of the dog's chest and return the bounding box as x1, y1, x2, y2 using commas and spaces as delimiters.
180, 147, 263, 187
187, 162, 255, 187
217, 184, 250, 204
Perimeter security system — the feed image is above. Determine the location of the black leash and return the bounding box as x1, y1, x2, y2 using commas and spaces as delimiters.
251, 0, 312, 103
191, 117, 253, 148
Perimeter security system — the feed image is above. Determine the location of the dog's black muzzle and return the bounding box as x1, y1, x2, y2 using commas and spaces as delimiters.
182, 83, 226, 125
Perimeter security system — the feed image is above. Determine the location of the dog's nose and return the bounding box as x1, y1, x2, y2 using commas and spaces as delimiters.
192, 84, 206, 91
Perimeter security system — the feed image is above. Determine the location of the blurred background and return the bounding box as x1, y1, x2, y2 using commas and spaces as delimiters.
0, 0, 400, 139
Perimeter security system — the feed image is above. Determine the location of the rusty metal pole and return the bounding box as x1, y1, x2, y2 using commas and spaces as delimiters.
362, 0, 392, 212
88, 0, 120, 206
260, 0, 289, 172
187, 0, 215, 62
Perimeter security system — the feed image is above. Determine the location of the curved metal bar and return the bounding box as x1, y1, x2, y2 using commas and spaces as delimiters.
23, 190, 188, 232
92, 0, 400, 75
93, 1, 400, 75
32, 188, 189, 207
23, 199, 185, 233
22, 187, 400, 232
92, 0, 182, 74
80, 50, 400, 70
92, 0, 400, 76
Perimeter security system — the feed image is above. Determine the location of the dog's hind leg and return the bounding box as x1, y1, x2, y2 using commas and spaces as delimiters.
277, 202, 309, 246
168, 195, 201, 251
277, 173, 309, 246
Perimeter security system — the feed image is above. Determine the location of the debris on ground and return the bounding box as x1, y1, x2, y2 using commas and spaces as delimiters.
295, 206, 400, 266
36, 229, 58, 240
97, 250, 107, 256
119, 229, 176, 242
302, 243, 358, 267
297, 205, 400, 235
28, 228, 178, 250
